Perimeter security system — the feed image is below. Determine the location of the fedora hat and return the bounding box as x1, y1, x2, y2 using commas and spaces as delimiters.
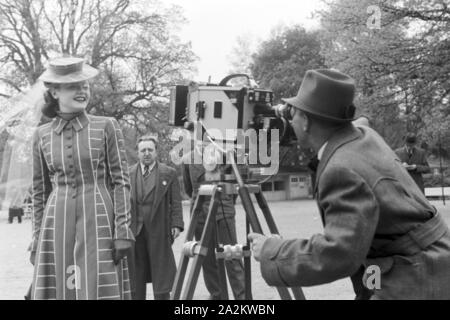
282, 69, 356, 123
39, 57, 99, 84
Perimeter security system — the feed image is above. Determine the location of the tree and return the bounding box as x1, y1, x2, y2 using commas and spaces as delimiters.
0, 0, 197, 164
250, 25, 326, 103
226, 34, 258, 86
241, 25, 326, 169
318, 0, 450, 150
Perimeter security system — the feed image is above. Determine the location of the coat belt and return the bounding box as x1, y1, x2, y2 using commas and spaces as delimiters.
375, 212, 448, 256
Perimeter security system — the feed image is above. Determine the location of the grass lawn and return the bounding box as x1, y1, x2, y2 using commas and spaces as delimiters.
1, 199, 449, 300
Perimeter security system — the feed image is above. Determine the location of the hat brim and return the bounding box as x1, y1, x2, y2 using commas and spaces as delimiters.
282, 96, 355, 123
39, 64, 99, 84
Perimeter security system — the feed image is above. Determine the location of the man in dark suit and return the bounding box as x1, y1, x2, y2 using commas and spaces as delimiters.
128, 135, 184, 300
249, 69, 450, 299
182, 146, 246, 300
395, 133, 431, 193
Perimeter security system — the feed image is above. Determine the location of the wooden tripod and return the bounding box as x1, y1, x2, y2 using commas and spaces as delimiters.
170, 156, 306, 300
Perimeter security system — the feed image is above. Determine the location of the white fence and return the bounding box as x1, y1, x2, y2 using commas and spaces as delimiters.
425, 187, 450, 199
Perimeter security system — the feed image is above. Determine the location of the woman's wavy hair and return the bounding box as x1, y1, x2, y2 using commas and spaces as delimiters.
42, 82, 60, 118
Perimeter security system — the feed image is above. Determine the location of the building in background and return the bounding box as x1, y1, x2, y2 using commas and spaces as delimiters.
240, 145, 314, 202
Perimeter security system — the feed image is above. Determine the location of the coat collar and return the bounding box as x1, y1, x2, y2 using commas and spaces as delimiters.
52, 112, 90, 135
403, 146, 416, 155
314, 124, 362, 193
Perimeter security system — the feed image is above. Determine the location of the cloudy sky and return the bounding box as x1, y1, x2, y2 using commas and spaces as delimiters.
165, 0, 323, 82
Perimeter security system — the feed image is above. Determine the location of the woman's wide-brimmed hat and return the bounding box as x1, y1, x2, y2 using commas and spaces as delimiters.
282, 69, 357, 123
39, 57, 99, 84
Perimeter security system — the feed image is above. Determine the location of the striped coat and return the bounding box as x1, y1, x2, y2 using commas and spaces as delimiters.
30, 112, 134, 300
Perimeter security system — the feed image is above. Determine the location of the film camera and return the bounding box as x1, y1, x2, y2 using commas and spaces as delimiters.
169, 74, 297, 149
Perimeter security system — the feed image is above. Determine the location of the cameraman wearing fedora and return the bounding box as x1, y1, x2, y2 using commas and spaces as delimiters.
249, 69, 450, 299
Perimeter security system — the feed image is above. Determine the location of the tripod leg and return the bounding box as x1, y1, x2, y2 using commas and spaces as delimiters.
237, 186, 288, 299
171, 194, 204, 300
244, 218, 253, 300
215, 246, 229, 299
228, 152, 305, 299
254, 191, 306, 300
237, 186, 263, 233
182, 188, 221, 300
214, 216, 230, 300
254, 191, 280, 234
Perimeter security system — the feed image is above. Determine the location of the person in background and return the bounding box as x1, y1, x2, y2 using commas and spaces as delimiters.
182, 144, 246, 300
127, 135, 184, 300
8, 206, 24, 224
395, 133, 431, 193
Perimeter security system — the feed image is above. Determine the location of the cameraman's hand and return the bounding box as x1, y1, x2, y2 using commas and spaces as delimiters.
29, 251, 36, 266
248, 233, 268, 262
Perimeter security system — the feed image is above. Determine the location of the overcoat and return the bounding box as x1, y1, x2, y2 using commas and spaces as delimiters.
259, 124, 450, 299
394, 146, 430, 192
31, 112, 134, 300
128, 161, 184, 294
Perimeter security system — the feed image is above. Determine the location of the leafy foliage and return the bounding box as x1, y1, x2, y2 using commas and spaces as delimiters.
250, 25, 326, 103
0, 0, 197, 166
318, 0, 450, 150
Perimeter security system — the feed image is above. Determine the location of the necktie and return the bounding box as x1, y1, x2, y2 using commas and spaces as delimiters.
308, 156, 319, 173
143, 165, 150, 178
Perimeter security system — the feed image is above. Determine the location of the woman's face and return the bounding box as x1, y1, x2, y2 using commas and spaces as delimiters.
51, 81, 90, 112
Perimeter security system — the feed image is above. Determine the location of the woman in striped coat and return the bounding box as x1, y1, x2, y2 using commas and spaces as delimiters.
29, 57, 134, 300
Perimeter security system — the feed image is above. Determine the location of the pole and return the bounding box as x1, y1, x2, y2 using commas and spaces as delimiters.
68, 0, 77, 54
439, 131, 445, 205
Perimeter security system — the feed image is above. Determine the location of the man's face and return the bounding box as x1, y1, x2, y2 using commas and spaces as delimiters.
290, 108, 311, 148
138, 140, 157, 166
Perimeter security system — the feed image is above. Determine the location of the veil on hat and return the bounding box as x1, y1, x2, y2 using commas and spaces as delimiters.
0, 81, 46, 211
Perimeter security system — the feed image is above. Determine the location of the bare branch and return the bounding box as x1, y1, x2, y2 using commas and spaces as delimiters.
0, 77, 23, 92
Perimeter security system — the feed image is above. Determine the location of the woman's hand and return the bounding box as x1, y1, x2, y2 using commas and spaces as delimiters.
171, 227, 181, 240
112, 240, 132, 265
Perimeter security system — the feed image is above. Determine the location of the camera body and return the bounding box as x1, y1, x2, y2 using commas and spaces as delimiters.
169, 74, 296, 148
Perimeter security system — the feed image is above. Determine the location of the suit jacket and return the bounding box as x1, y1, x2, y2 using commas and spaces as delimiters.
182, 150, 235, 222
394, 146, 430, 192
128, 161, 184, 294
259, 125, 450, 299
